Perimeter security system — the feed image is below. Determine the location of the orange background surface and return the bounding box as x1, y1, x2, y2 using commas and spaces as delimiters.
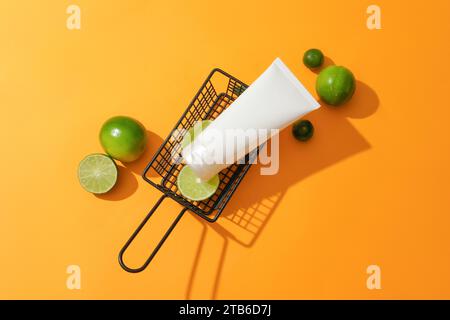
1, 0, 450, 299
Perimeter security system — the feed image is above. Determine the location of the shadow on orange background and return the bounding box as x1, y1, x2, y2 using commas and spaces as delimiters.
186, 80, 379, 299
100, 79, 379, 299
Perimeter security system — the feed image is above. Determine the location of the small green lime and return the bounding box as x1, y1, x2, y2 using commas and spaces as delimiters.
303, 49, 324, 69
292, 120, 314, 141
316, 66, 356, 106
78, 154, 118, 194
177, 165, 220, 201
181, 120, 212, 149
100, 116, 147, 162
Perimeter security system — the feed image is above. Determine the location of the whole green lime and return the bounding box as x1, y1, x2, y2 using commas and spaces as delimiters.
303, 49, 324, 69
99, 116, 147, 162
316, 66, 356, 106
292, 120, 314, 141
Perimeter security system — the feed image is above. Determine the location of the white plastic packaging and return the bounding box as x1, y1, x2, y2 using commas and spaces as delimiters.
182, 58, 320, 180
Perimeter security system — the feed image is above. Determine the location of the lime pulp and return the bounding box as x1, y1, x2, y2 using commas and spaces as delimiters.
78, 154, 118, 194
177, 165, 220, 201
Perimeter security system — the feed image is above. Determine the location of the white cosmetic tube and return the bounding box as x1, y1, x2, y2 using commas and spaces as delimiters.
182, 58, 320, 180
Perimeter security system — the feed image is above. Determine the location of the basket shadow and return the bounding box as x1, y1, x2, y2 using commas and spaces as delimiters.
185, 80, 379, 299
217, 80, 378, 247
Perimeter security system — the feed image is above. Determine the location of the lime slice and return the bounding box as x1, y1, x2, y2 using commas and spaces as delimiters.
181, 120, 212, 149
177, 165, 220, 201
78, 154, 118, 194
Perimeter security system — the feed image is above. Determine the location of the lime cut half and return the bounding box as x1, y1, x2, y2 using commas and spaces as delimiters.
177, 165, 220, 201
78, 154, 118, 194
181, 120, 212, 149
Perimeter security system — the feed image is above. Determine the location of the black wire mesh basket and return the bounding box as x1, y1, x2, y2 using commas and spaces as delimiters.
119, 68, 258, 273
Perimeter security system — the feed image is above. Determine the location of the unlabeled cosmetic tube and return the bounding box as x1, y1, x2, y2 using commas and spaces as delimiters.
182, 57, 320, 180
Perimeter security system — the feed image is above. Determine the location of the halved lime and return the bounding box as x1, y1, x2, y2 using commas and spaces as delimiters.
177, 165, 220, 201
78, 154, 118, 194
181, 120, 212, 149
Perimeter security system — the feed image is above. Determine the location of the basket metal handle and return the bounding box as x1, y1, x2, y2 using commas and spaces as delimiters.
118, 195, 187, 273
